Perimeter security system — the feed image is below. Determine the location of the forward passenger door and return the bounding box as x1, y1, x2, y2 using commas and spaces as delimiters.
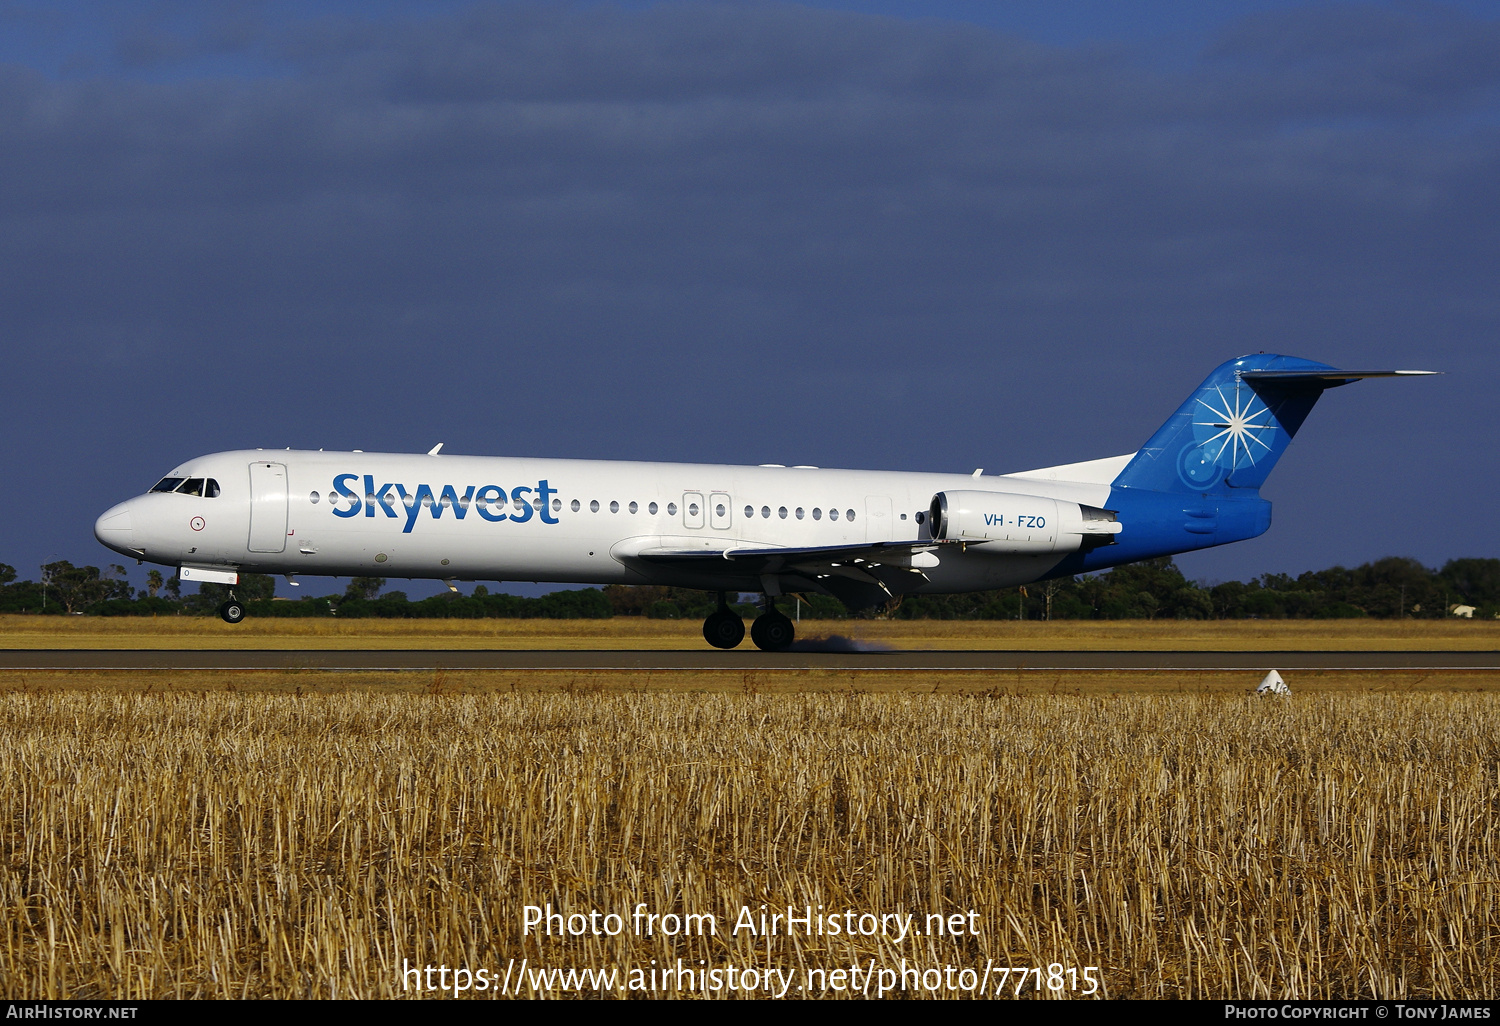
247, 462, 289, 553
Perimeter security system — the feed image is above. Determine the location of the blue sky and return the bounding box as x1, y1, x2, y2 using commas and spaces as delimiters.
2, 1, 1496, 597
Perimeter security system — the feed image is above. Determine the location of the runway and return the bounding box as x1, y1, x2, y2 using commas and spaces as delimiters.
3, 649, 1497, 671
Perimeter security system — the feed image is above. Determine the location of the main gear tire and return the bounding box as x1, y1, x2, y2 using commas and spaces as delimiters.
750, 612, 795, 652
703, 609, 745, 649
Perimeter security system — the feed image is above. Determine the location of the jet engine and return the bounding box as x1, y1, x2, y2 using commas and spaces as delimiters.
928, 490, 1121, 553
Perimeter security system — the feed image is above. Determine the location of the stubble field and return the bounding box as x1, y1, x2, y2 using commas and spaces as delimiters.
2, 690, 1498, 1000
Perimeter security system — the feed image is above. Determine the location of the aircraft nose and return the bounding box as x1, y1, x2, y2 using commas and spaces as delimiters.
94, 503, 137, 555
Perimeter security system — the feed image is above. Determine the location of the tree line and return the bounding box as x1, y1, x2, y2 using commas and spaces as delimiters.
1, 555, 1496, 621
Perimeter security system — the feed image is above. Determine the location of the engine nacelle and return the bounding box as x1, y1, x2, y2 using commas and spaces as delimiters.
928, 490, 1121, 553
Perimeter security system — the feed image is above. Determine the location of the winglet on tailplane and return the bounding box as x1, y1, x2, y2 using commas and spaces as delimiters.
1111, 355, 1438, 497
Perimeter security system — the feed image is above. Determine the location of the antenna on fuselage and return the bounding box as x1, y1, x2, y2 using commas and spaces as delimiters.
428, 443, 444, 456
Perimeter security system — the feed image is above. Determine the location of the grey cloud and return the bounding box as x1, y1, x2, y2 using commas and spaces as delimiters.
0, 1, 1494, 585
279, 4, 1069, 104
1203, 3, 1500, 118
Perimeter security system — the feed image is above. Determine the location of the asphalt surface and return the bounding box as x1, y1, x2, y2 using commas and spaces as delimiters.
2, 650, 1496, 670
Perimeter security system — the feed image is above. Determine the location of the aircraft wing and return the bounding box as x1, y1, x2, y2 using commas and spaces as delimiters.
620, 538, 966, 609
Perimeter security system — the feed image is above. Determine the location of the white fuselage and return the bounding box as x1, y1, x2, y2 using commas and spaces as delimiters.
94, 448, 1126, 595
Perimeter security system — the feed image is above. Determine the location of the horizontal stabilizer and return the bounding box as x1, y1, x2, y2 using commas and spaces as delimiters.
1240, 369, 1439, 387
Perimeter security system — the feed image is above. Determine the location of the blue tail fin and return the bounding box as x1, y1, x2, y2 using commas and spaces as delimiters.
1112, 354, 1341, 496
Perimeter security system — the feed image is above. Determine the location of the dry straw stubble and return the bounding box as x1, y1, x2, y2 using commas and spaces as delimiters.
1, 689, 1497, 998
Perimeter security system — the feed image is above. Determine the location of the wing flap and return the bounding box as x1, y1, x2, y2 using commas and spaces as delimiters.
618, 537, 961, 607
632, 538, 949, 569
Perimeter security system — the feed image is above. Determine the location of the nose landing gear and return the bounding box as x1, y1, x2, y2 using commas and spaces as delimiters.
218, 597, 245, 624
702, 592, 745, 649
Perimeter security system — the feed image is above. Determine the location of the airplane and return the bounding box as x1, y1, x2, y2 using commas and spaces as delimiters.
94, 354, 1434, 650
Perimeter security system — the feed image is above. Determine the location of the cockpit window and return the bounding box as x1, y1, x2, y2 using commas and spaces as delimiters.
152, 477, 218, 496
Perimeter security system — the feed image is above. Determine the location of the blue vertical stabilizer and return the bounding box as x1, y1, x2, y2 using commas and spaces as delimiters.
1035, 355, 1431, 579
1111, 354, 1341, 497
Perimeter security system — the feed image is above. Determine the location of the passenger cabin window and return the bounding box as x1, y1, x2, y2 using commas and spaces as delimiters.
151, 477, 184, 493
572, 499, 581, 512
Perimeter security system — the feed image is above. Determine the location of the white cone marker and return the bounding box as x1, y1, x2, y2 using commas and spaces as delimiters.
1255, 669, 1289, 696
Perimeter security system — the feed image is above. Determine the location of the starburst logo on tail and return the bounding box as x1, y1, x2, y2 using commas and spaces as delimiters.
1192, 385, 1276, 470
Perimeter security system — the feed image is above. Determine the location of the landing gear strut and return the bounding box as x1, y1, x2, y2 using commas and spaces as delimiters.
750, 596, 795, 652
702, 592, 745, 649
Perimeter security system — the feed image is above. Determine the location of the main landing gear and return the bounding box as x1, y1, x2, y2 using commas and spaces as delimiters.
218, 595, 245, 624
750, 597, 795, 652
701, 593, 796, 652
702, 593, 745, 650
